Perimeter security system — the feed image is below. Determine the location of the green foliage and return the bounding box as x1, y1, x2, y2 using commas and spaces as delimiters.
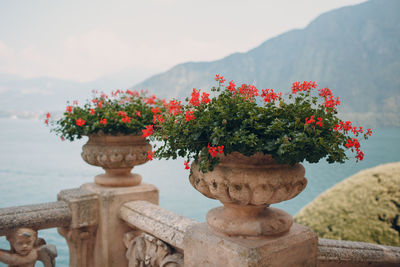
294, 162, 400, 246
151, 78, 370, 173
48, 90, 163, 141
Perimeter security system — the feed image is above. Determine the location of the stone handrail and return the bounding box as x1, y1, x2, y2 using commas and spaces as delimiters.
318, 238, 400, 267
0, 201, 71, 236
119, 200, 198, 251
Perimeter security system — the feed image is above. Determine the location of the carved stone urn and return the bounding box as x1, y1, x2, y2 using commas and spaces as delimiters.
81, 134, 151, 187
189, 152, 307, 237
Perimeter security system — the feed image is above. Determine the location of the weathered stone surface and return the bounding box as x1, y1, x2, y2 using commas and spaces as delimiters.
317, 238, 400, 266
0, 228, 57, 267
120, 200, 198, 250
190, 152, 307, 205
81, 134, 151, 187
58, 226, 96, 267
189, 152, 307, 237
295, 162, 400, 246
58, 188, 98, 229
82, 182, 159, 267
124, 231, 184, 267
57, 187, 99, 267
184, 223, 318, 267
0, 202, 71, 236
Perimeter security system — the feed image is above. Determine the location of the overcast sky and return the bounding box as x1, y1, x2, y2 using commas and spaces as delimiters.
0, 0, 367, 85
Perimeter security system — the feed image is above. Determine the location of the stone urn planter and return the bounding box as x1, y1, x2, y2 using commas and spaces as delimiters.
189, 152, 307, 237
81, 134, 151, 187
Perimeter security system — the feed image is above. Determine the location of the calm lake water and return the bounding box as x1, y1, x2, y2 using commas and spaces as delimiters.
1, 118, 399, 266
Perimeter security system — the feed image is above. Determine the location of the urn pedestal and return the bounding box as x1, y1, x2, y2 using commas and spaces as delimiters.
81, 134, 151, 187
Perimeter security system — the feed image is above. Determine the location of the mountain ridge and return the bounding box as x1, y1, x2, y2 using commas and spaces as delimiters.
132, 0, 400, 126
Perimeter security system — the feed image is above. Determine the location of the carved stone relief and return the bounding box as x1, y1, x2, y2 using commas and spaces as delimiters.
124, 231, 183, 267
0, 228, 57, 267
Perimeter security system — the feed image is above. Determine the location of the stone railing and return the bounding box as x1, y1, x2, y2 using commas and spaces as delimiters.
0, 201, 68, 266
1, 182, 400, 266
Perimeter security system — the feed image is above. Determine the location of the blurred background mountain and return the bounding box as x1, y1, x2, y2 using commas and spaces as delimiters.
1, 0, 399, 126
132, 0, 400, 127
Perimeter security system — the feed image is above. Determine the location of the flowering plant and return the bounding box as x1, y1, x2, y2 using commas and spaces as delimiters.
46, 89, 164, 142
150, 75, 372, 173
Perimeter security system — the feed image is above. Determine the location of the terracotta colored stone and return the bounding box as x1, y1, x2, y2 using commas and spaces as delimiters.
81, 182, 159, 267
317, 238, 400, 267
184, 223, 318, 267
81, 134, 151, 187
57, 188, 99, 267
0, 228, 57, 267
190, 152, 307, 236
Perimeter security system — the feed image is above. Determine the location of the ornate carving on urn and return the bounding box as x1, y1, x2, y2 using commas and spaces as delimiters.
81, 134, 151, 187
0, 228, 57, 267
189, 152, 307, 237
124, 231, 183, 267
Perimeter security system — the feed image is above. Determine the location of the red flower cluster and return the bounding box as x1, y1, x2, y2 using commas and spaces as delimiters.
261, 89, 282, 103
66, 106, 73, 113
189, 88, 211, 106
117, 111, 131, 123
76, 118, 86, 126
345, 138, 364, 161
305, 116, 323, 127
227, 80, 236, 94
291, 81, 317, 94
215, 74, 226, 84
142, 125, 154, 137
318, 87, 332, 98
153, 114, 164, 124
121, 116, 131, 123
165, 100, 182, 115
90, 109, 95, 115
125, 89, 139, 97
184, 161, 190, 170
316, 86, 340, 111
185, 110, 195, 122
147, 150, 154, 161
145, 95, 157, 104
201, 92, 211, 104
44, 113, 51, 125
100, 118, 107, 125
239, 84, 258, 100
151, 107, 161, 114
189, 89, 200, 106
111, 89, 122, 97
208, 144, 224, 158
323, 95, 341, 110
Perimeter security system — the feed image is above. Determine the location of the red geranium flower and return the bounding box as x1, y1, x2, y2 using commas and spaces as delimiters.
142, 125, 154, 138
76, 118, 86, 126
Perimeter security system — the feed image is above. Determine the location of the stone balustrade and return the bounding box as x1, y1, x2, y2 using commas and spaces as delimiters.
1, 184, 400, 266
0, 201, 71, 236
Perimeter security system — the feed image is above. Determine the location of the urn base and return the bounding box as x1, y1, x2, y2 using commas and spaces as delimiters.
206, 204, 293, 237
94, 169, 142, 187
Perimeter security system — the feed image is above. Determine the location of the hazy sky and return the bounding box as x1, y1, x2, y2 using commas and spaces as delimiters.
0, 0, 366, 84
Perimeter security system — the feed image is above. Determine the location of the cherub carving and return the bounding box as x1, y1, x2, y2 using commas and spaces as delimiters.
0, 228, 57, 267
